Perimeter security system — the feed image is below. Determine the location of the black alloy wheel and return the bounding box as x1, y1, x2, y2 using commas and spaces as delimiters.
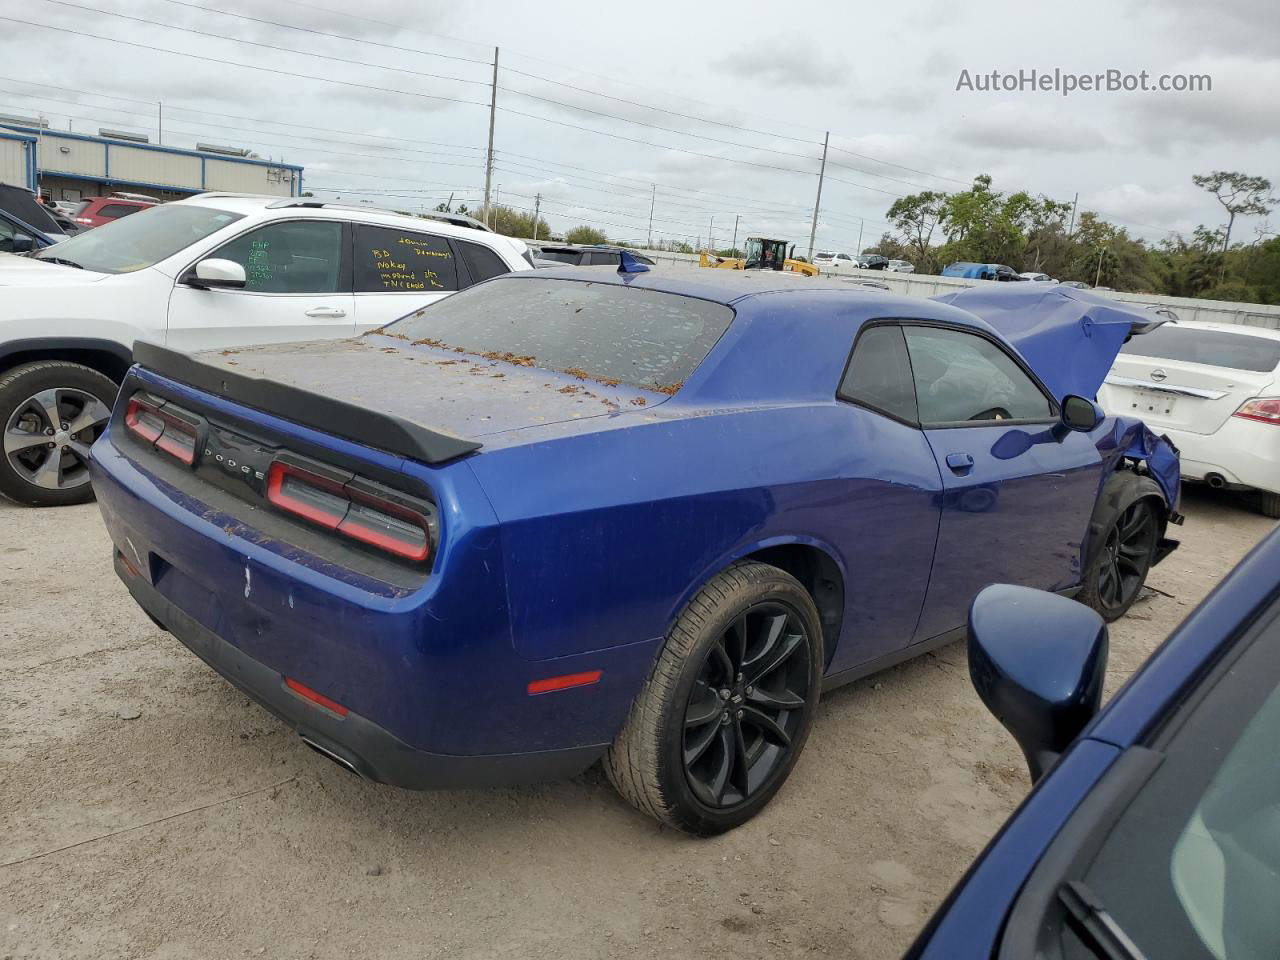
682, 602, 813, 809
1095, 500, 1158, 616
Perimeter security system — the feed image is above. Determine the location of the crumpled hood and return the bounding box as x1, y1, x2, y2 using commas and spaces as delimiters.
932, 285, 1160, 401
0, 254, 110, 286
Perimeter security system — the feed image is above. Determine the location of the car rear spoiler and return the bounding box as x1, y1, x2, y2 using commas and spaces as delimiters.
130, 341, 483, 465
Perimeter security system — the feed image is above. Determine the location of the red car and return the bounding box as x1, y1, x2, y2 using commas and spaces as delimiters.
71, 192, 157, 228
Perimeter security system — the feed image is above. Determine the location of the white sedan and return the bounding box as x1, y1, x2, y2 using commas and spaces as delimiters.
812, 251, 859, 271
1098, 320, 1280, 517
885, 259, 915, 273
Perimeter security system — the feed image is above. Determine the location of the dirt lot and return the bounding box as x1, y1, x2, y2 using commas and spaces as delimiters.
1, 487, 1274, 960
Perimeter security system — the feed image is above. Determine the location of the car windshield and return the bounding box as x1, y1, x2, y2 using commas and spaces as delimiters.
33, 203, 243, 274
384, 276, 735, 392
1120, 325, 1280, 374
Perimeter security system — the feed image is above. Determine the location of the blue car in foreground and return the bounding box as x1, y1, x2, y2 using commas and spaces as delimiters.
911, 524, 1280, 959
90, 266, 1180, 834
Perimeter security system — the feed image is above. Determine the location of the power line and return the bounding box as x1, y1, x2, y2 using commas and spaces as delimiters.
0, 15, 490, 110
154, 0, 823, 149
151, 0, 489, 66
36, 0, 491, 92
0, 90, 484, 166
0, 77, 486, 154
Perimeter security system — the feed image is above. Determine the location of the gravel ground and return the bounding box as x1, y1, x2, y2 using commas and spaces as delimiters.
1, 486, 1274, 960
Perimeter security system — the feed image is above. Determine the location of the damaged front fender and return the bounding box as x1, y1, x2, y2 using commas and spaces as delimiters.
1095, 414, 1182, 516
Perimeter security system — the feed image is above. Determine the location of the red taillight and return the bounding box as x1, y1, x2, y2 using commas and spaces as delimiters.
266, 460, 347, 530
1234, 397, 1280, 426
527, 670, 603, 695
284, 677, 349, 717
125, 393, 198, 465
266, 459, 434, 564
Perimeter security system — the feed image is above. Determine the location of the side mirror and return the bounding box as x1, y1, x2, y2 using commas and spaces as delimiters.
186, 258, 247, 290
1053, 394, 1103, 441
11, 234, 34, 254
968, 585, 1108, 782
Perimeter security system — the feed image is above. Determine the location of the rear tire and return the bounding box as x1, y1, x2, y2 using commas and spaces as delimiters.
0, 361, 117, 507
1258, 491, 1280, 520
1077, 473, 1164, 622
605, 561, 823, 835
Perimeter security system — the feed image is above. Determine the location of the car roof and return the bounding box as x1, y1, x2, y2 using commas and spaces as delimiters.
176, 192, 526, 255
496, 264, 985, 318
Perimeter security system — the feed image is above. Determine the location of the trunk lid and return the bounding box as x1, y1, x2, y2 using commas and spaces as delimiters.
188, 333, 656, 446
1099, 325, 1280, 435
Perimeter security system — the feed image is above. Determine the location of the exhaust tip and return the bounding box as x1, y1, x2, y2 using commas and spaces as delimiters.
300, 736, 367, 780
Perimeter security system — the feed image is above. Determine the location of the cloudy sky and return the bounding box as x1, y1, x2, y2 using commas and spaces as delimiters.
1, 0, 1276, 252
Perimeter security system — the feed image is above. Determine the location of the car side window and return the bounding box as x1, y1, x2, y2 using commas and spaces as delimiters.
455, 239, 510, 283
838, 324, 918, 423
353, 224, 458, 293
903, 326, 1052, 424
210, 220, 344, 294
586, 251, 618, 266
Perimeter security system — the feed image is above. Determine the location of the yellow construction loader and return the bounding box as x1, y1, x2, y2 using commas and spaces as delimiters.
698, 236, 819, 277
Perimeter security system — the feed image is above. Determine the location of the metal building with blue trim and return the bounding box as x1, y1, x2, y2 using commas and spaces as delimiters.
0, 122, 303, 202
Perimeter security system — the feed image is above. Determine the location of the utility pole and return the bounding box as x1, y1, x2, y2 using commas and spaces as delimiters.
1067, 192, 1079, 239
532, 192, 541, 241
708, 215, 714, 252
647, 184, 656, 248
857, 217, 864, 253
731, 214, 739, 254
806, 131, 829, 261
444, 192, 454, 213
1095, 246, 1106, 287
157, 102, 163, 145
482, 46, 499, 228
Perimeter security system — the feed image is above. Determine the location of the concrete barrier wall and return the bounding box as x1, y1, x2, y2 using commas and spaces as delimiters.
609, 246, 1280, 330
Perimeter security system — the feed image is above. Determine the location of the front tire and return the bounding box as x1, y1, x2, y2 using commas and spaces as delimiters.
605, 562, 823, 835
0, 361, 117, 506
1077, 474, 1164, 621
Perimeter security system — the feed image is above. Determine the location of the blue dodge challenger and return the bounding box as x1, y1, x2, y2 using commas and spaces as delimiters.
90, 263, 1180, 834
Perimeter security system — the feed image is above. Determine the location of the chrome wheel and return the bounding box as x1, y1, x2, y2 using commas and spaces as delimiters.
3, 388, 110, 491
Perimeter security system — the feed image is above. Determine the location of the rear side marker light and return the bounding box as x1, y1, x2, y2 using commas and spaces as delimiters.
528, 670, 603, 695
125, 394, 199, 465
266, 459, 435, 565
1233, 397, 1280, 426
285, 677, 349, 717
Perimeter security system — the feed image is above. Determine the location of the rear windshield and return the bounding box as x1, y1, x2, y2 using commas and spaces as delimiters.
385, 276, 734, 392
1120, 326, 1280, 373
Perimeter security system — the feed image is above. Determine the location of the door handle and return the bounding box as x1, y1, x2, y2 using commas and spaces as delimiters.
945, 453, 975, 475
304, 307, 347, 318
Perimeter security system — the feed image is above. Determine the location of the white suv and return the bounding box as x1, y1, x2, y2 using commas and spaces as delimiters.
0, 193, 532, 506
1098, 320, 1280, 517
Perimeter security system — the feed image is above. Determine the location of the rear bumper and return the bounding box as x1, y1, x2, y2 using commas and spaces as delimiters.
118, 554, 606, 789
1157, 421, 1280, 494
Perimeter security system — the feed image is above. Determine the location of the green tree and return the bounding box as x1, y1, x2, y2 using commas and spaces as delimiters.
565, 225, 608, 244
886, 190, 945, 273
1192, 171, 1274, 253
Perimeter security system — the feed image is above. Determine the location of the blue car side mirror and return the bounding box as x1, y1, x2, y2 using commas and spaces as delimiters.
1052, 394, 1103, 441
967, 585, 1108, 782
